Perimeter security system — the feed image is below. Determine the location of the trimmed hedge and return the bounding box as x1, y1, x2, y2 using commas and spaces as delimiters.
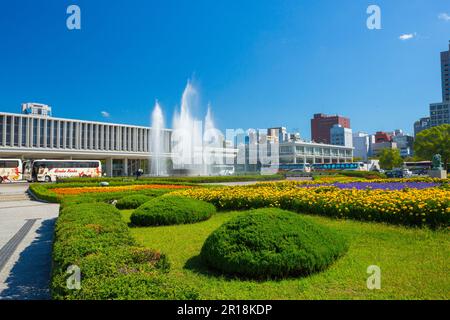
116, 194, 152, 209
131, 195, 216, 226
56, 174, 285, 184
339, 171, 386, 180
200, 208, 348, 279
51, 203, 199, 300
29, 183, 60, 203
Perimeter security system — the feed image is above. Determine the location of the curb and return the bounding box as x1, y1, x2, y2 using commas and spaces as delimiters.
27, 189, 52, 204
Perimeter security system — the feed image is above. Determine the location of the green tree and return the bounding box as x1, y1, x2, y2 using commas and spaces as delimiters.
414, 124, 450, 170
378, 148, 403, 170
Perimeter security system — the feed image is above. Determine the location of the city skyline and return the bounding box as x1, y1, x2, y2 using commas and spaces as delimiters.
0, 1, 449, 139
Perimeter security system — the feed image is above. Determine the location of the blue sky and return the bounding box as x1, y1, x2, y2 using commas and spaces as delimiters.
0, 0, 449, 139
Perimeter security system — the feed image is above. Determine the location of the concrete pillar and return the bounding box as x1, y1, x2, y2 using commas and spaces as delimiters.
10, 115, 15, 147
36, 118, 40, 147
50, 120, 54, 148
18, 117, 22, 147
105, 158, 113, 177
26, 118, 31, 147
2, 115, 6, 146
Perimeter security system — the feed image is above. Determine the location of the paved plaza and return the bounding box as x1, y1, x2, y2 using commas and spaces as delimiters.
0, 183, 59, 300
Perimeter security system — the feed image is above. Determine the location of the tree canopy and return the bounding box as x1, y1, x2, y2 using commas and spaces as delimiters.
414, 124, 450, 170
378, 148, 403, 170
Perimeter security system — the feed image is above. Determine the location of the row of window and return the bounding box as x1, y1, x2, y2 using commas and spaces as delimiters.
430, 105, 449, 110
0, 115, 168, 153
280, 146, 352, 157
0, 160, 20, 168
33, 161, 100, 169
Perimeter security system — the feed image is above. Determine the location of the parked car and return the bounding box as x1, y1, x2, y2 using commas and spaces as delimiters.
386, 169, 403, 178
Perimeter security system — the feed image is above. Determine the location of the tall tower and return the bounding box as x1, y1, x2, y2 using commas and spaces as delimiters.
441, 41, 450, 102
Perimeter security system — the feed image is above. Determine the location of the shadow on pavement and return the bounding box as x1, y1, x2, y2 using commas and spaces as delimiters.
0, 218, 56, 300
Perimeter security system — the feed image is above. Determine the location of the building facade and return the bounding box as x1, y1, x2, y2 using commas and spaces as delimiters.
429, 102, 450, 127
371, 141, 397, 157
267, 127, 288, 143
392, 131, 414, 157
330, 124, 353, 148
428, 43, 450, 127
374, 131, 392, 143
352, 132, 371, 161
279, 141, 353, 165
311, 113, 350, 144
0, 107, 171, 176
441, 42, 450, 102
413, 117, 430, 137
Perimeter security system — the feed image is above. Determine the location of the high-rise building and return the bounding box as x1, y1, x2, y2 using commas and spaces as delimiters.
413, 117, 430, 137
330, 124, 353, 148
430, 102, 450, 127
441, 42, 450, 102
311, 113, 350, 144
428, 42, 450, 127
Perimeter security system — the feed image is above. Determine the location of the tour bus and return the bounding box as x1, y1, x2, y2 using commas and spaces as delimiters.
403, 161, 432, 175
312, 162, 366, 171
211, 165, 235, 176
0, 159, 23, 183
23, 159, 102, 182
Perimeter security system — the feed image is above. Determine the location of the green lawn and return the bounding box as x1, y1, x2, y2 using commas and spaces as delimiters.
121, 210, 450, 300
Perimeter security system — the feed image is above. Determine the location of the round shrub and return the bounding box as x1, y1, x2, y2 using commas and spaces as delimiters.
130, 195, 216, 226
200, 208, 348, 279
116, 194, 152, 209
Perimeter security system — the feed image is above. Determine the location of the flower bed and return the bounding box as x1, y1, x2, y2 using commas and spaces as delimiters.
303, 182, 440, 190
52, 184, 191, 196
173, 182, 450, 228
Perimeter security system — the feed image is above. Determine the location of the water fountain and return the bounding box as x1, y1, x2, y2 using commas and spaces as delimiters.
150, 81, 224, 176
150, 101, 167, 176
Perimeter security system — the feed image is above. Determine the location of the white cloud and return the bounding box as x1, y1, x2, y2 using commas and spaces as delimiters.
438, 13, 450, 21
101, 111, 110, 118
399, 33, 416, 41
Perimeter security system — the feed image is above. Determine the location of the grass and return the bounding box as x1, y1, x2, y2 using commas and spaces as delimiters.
120, 210, 450, 300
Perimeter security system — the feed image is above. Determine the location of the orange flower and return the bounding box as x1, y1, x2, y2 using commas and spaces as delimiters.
53, 184, 190, 195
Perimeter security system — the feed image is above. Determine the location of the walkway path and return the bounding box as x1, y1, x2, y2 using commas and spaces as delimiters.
0, 183, 59, 300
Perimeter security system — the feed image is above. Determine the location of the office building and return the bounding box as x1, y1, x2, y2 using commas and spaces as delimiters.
392, 131, 414, 157
374, 131, 392, 143
414, 117, 430, 137
267, 127, 288, 143
428, 42, 450, 127
330, 124, 353, 148
441, 42, 450, 102
371, 141, 398, 157
352, 132, 372, 161
311, 113, 350, 144
279, 141, 353, 165
430, 102, 450, 127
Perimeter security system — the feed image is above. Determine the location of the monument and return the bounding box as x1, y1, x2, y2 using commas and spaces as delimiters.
428, 154, 447, 179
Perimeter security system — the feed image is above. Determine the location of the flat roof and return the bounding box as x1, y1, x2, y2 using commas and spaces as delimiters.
0, 111, 171, 131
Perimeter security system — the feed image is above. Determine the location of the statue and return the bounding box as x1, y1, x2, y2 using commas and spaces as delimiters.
432, 154, 443, 170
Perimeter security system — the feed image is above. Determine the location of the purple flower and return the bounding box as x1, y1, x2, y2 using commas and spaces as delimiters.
298, 182, 439, 190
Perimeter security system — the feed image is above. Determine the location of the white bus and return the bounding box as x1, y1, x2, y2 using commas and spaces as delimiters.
24, 160, 102, 182
0, 159, 23, 183
211, 165, 235, 176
